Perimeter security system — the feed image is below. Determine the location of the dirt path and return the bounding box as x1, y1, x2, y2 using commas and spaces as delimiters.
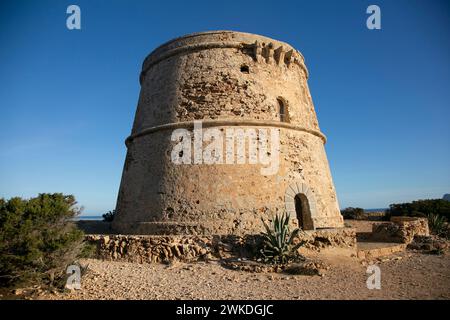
40, 251, 450, 300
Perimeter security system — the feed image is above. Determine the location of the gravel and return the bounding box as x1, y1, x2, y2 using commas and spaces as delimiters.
40, 251, 450, 300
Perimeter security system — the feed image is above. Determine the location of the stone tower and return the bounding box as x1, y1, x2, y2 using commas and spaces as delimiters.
112, 31, 344, 235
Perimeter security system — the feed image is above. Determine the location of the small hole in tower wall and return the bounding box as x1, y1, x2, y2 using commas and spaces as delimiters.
240, 65, 249, 73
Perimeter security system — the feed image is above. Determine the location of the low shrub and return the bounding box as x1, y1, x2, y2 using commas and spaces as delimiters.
427, 213, 447, 237
386, 199, 450, 221
0, 193, 85, 288
102, 210, 115, 222
340, 207, 365, 220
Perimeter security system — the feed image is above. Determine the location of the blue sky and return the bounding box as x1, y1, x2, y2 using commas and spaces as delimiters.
0, 0, 449, 214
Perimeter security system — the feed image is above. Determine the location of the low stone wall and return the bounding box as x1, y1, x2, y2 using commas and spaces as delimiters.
85, 228, 356, 264
371, 217, 429, 244
408, 235, 449, 253
85, 235, 213, 263
300, 228, 356, 250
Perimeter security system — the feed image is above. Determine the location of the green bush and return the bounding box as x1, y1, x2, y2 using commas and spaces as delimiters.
427, 213, 447, 237
259, 213, 304, 264
102, 210, 115, 222
386, 199, 450, 221
0, 193, 85, 288
340, 207, 365, 220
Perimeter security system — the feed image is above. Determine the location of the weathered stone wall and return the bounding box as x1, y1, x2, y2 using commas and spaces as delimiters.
408, 235, 449, 253
85, 228, 355, 263
113, 31, 343, 235
371, 217, 429, 244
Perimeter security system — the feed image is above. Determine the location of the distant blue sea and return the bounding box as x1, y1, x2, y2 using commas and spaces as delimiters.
74, 208, 388, 221
75, 208, 388, 221
75, 215, 103, 221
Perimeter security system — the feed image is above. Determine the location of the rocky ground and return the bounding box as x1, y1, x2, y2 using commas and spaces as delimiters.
3, 220, 449, 300
34, 250, 450, 300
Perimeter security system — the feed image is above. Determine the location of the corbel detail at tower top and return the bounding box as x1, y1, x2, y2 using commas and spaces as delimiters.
245, 41, 308, 77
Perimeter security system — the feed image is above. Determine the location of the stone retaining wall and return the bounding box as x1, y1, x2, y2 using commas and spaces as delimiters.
85, 228, 356, 264
371, 217, 429, 244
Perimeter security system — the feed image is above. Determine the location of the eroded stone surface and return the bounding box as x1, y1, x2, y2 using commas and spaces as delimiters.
371, 217, 429, 244
408, 235, 449, 253
85, 228, 356, 264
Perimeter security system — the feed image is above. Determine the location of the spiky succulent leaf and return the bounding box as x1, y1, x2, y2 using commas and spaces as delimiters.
259, 213, 305, 264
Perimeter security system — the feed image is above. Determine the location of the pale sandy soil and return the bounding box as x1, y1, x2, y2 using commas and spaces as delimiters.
40, 251, 450, 300
23, 220, 450, 300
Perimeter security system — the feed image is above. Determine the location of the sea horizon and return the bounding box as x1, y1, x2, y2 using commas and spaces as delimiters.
76, 208, 389, 221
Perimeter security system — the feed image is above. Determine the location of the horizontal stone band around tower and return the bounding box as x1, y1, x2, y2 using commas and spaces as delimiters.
125, 119, 327, 147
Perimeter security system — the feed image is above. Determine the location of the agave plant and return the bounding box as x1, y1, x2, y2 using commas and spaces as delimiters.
427, 213, 447, 237
259, 212, 304, 264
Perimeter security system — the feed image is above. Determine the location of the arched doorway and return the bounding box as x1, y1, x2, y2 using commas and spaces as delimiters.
294, 193, 314, 230
284, 182, 317, 230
